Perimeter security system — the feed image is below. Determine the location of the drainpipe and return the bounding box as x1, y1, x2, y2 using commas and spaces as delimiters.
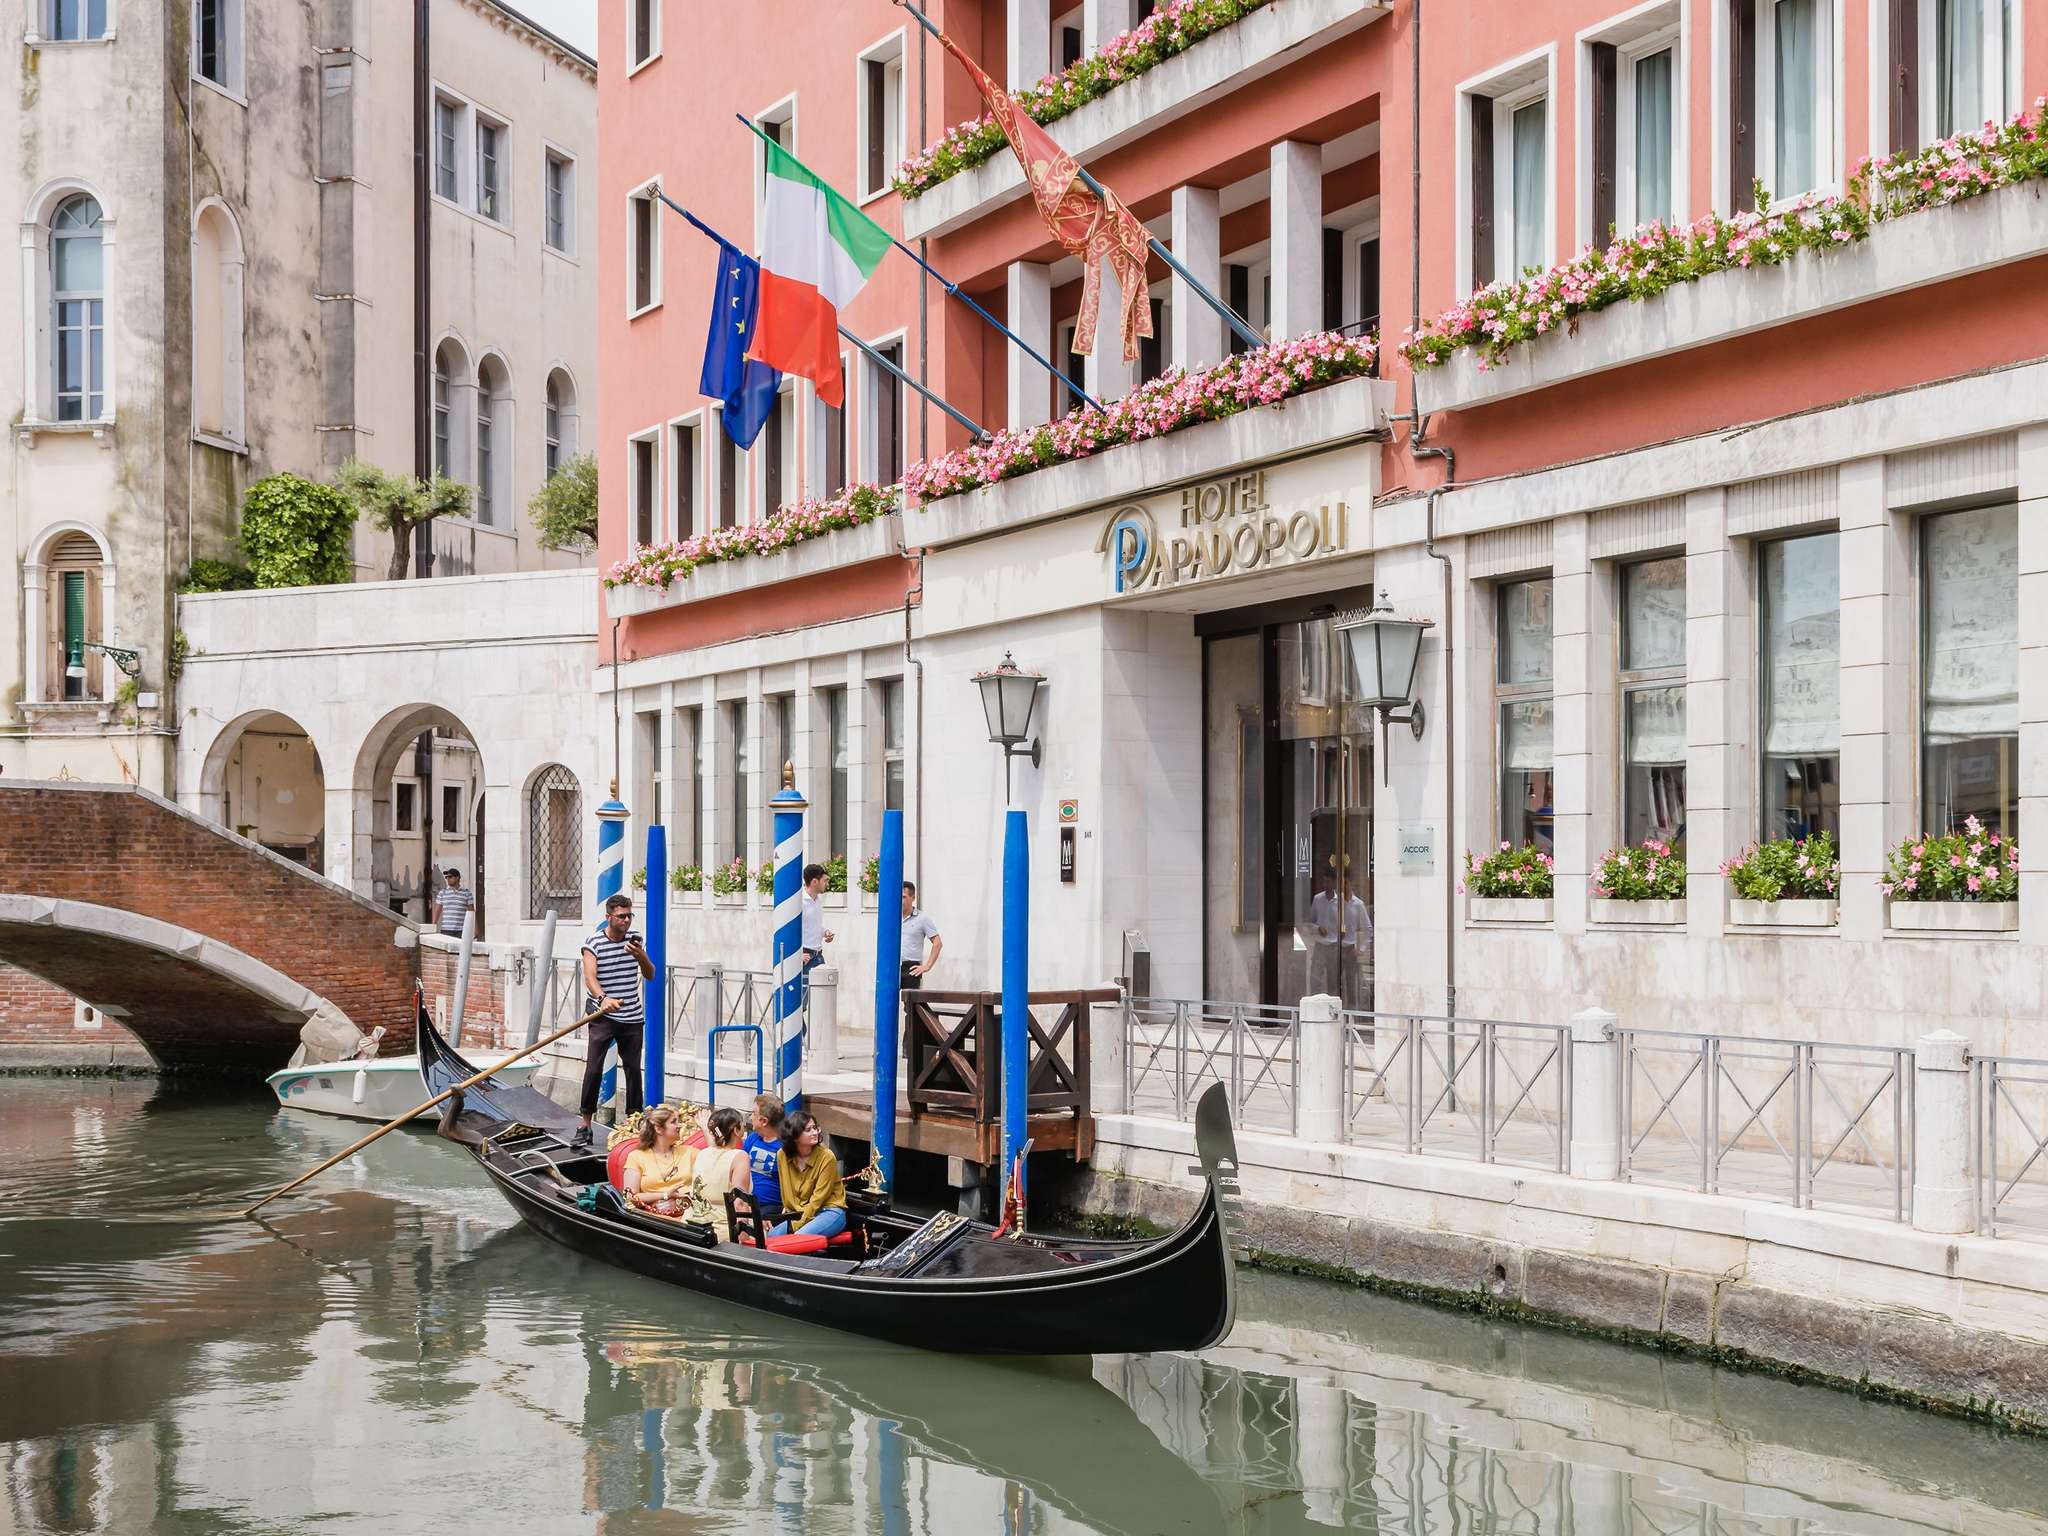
412, 0, 434, 577
1409, 0, 1423, 351
1412, 417, 1456, 1022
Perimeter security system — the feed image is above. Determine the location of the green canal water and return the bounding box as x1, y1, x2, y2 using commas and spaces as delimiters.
2, 1078, 2045, 1535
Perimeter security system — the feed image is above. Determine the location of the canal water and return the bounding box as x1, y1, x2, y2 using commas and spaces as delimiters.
3, 1079, 2045, 1535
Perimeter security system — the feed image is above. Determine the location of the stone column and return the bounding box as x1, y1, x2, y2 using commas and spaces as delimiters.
1913, 1030, 1974, 1234
1568, 1006, 1620, 1179
1005, 261, 1053, 431
2018, 426, 2048, 945
1550, 513, 1592, 934
1297, 993, 1346, 1144
1084, 0, 1137, 51
1269, 141, 1322, 341
1092, 990, 1130, 1115
1170, 186, 1223, 372
1684, 486, 1750, 938
1006, 0, 1052, 90
808, 964, 840, 1071
1084, 260, 1137, 404
1837, 457, 1910, 942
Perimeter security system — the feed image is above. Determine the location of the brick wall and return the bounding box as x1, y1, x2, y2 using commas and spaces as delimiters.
0, 963, 82, 1044
419, 943, 512, 1049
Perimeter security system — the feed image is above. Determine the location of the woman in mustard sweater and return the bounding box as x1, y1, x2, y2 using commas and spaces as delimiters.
773, 1111, 847, 1238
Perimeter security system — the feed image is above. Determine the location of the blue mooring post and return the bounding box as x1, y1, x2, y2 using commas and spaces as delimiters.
872, 809, 906, 1189
594, 794, 629, 1108
642, 823, 667, 1107
1001, 808, 1029, 1216
770, 763, 809, 1109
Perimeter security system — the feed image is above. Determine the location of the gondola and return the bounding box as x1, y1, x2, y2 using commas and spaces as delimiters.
417, 1007, 1242, 1355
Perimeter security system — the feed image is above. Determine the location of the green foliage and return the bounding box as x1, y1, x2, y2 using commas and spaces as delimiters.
754, 860, 775, 896
1592, 840, 1686, 900
530, 453, 598, 552
1723, 834, 1840, 902
178, 558, 256, 593
1463, 843, 1555, 899
631, 866, 648, 892
238, 472, 357, 588
167, 629, 191, 683
671, 863, 704, 894
824, 854, 848, 894
333, 460, 474, 580
710, 858, 749, 897
858, 855, 881, 895
1882, 821, 2017, 902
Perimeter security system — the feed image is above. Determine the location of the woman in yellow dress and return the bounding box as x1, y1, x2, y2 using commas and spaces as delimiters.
622, 1105, 697, 1215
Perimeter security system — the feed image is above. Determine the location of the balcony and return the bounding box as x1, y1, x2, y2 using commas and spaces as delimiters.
901, 0, 1388, 242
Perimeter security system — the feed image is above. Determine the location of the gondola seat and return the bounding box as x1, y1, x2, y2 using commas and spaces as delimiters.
606, 1139, 633, 1191
725, 1188, 865, 1258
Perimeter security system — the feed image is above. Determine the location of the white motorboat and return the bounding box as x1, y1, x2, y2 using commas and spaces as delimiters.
267, 1049, 542, 1123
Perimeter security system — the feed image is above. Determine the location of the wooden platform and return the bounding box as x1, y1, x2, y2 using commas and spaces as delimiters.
808, 1089, 1095, 1166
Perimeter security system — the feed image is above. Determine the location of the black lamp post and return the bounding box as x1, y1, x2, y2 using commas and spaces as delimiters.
1336, 590, 1432, 782
973, 650, 1043, 803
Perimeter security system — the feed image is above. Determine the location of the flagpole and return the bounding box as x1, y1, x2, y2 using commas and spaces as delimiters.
649, 188, 989, 443
735, 114, 1102, 413
891, 0, 1267, 355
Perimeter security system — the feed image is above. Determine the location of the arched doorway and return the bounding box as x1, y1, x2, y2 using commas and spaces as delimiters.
352, 704, 486, 925
204, 711, 325, 869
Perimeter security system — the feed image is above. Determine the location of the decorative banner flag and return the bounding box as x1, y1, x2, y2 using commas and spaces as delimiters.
755, 136, 893, 408
700, 240, 782, 449
932, 29, 1152, 362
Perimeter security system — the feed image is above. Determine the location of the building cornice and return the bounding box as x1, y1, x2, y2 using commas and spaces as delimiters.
453, 0, 597, 82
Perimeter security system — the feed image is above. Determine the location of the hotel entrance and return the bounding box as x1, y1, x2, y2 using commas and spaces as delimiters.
1201, 595, 1373, 1012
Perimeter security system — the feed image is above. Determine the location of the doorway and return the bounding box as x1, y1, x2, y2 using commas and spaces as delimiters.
1202, 599, 1373, 1012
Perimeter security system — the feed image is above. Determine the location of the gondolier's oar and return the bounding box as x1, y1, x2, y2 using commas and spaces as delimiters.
240, 1004, 609, 1221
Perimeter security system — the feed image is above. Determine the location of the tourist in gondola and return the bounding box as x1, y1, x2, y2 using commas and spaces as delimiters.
622, 1105, 696, 1216
772, 1111, 847, 1239
682, 1107, 749, 1241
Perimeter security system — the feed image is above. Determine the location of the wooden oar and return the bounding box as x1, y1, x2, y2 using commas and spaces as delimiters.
241, 1004, 609, 1220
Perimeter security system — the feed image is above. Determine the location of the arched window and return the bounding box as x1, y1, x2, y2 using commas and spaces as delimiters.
192, 201, 245, 443
527, 764, 584, 920
42, 532, 106, 701
53, 197, 104, 422
544, 368, 578, 477
432, 338, 472, 485
475, 354, 511, 526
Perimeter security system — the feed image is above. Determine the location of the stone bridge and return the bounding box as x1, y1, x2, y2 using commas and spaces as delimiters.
0, 781, 419, 1072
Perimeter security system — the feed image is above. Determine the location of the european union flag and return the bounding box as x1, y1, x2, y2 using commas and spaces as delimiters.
701, 243, 781, 450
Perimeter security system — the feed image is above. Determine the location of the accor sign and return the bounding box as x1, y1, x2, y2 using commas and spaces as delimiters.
1096, 470, 1351, 595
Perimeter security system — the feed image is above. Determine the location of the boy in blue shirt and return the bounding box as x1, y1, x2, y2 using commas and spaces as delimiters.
742, 1093, 786, 1216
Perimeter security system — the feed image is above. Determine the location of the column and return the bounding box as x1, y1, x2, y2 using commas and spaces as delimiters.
2017, 426, 2048, 945
1007, 0, 1051, 91
1083, 0, 1137, 51
1912, 1030, 1973, 1233
1006, 261, 1053, 431
699, 681, 724, 870
846, 652, 869, 887
1550, 514, 1593, 934
1568, 1006, 1620, 1179
1683, 487, 1749, 938
1268, 140, 1321, 341
1837, 458, 1910, 942
1297, 993, 1345, 1143
809, 965, 840, 1070
1170, 185, 1223, 372
1084, 260, 1137, 404
744, 669, 764, 899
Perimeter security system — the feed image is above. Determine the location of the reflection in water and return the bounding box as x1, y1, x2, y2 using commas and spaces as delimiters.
3, 1078, 2046, 1535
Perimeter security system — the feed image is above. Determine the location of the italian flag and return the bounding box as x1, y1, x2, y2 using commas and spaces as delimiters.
755, 137, 893, 409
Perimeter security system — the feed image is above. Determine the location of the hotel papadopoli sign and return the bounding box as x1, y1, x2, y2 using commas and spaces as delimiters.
1094, 459, 1368, 597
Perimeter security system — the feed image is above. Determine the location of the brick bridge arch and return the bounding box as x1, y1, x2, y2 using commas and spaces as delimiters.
0, 781, 418, 1072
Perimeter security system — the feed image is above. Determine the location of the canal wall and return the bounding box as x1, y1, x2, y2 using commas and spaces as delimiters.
1071, 1113, 2048, 1433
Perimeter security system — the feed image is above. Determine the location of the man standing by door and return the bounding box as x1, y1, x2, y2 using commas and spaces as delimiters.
432, 867, 473, 938
573, 893, 654, 1149
898, 882, 942, 1074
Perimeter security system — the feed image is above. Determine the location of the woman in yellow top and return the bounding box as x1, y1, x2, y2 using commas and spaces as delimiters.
622, 1105, 697, 1215
683, 1107, 750, 1240
773, 1111, 847, 1238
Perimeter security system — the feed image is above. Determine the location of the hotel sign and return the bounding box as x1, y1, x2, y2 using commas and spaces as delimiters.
1096, 469, 1354, 595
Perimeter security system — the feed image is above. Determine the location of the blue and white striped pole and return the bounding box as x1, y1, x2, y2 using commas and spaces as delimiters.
594, 793, 629, 1107
770, 763, 809, 1109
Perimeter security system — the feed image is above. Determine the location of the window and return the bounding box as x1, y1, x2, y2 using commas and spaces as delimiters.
1495, 578, 1555, 852
1739, 0, 1833, 202
761, 385, 795, 516
441, 784, 463, 837
1619, 557, 1687, 850
1057, 322, 1085, 413
716, 413, 740, 527
395, 781, 419, 835
725, 700, 750, 865
680, 707, 704, 865
1912, 0, 2015, 142
1466, 58, 1552, 289
1508, 97, 1548, 274
879, 678, 906, 815
630, 186, 660, 313
1760, 532, 1840, 840
476, 118, 504, 223
527, 764, 583, 920
763, 694, 795, 852
867, 341, 903, 484
859, 38, 906, 200
474, 354, 509, 525
42, 532, 104, 702
1591, 20, 1680, 242
193, 0, 240, 93
52, 197, 105, 422
630, 433, 658, 546
434, 98, 461, 202
672, 417, 700, 538
476, 375, 496, 523
630, 0, 659, 69
433, 352, 453, 477
49, 0, 109, 41
1922, 503, 2018, 837
432, 338, 471, 484
544, 377, 562, 477
813, 358, 848, 497
1627, 45, 1676, 227
824, 686, 849, 857
192, 202, 245, 443
1138, 297, 1167, 384
544, 151, 574, 253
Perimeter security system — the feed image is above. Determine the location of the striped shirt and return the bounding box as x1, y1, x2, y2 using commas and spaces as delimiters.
434, 884, 474, 936
582, 928, 646, 1023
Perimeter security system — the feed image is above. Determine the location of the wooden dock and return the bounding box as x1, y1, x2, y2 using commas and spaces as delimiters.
808, 1090, 1094, 1165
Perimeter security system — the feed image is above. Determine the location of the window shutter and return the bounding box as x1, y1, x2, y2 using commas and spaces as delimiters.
865, 60, 886, 195
1321, 227, 1343, 332
1889, 0, 1920, 154
1357, 239, 1380, 366
1730, 0, 1758, 211
1591, 42, 1618, 245
1470, 94, 1496, 286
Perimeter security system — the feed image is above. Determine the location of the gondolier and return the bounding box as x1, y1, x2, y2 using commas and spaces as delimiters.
573, 893, 654, 1149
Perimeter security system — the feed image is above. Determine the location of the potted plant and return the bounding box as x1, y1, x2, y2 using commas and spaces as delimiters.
670, 863, 704, 903
1464, 842, 1555, 922
1883, 818, 2019, 932
754, 860, 775, 898
859, 853, 881, 911
709, 857, 749, 906
1590, 840, 1686, 924
1723, 834, 1839, 926
822, 852, 849, 908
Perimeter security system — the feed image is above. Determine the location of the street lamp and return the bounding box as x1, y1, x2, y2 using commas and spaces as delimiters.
973, 650, 1043, 803
66, 639, 143, 681
1336, 591, 1432, 780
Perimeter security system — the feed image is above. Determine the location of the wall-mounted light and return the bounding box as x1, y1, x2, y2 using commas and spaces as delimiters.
1337, 590, 1432, 779
66, 638, 143, 680
972, 650, 1043, 803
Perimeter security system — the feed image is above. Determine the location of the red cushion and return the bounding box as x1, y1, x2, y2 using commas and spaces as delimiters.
607, 1140, 632, 1191
682, 1129, 708, 1152
763, 1233, 829, 1255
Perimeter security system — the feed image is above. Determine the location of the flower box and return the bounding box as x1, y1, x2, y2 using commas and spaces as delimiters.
823, 892, 847, 910
1591, 898, 1685, 925
713, 894, 746, 910
1729, 898, 1837, 927
1469, 898, 1553, 924
860, 893, 879, 913
671, 890, 703, 908
1889, 901, 2018, 933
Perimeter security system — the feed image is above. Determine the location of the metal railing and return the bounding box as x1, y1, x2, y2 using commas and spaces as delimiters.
1125, 998, 1303, 1136
1973, 1053, 2048, 1238
1616, 1029, 1913, 1220
1343, 1013, 1573, 1172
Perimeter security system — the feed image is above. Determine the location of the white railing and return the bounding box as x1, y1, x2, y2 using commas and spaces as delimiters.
1125, 998, 1302, 1136
1974, 1054, 2048, 1238
1343, 1013, 1573, 1173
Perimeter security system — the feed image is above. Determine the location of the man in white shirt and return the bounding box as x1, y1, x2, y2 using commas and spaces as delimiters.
799, 862, 833, 973
1338, 879, 1373, 1010
1307, 875, 1341, 1000
898, 882, 942, 1071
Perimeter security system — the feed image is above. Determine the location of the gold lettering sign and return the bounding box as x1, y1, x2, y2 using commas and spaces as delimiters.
1098, 471, 1349, 595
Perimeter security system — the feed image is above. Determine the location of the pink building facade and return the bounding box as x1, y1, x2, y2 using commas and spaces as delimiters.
598, 0, 2048, 1058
